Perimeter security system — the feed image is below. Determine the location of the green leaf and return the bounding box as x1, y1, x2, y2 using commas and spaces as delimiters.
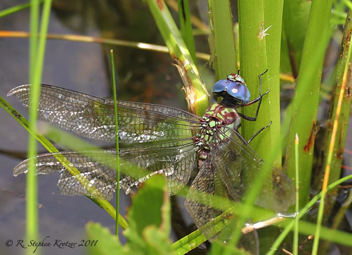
124, 175, 172, 254
86, 222, 127, 255
143, 226, 173, 255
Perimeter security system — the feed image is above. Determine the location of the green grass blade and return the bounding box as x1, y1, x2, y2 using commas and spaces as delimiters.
282, 0, 311, 76
171, 229, 206, 254
110, 50, 121, 236
146, 0, 209, 116
29, 0, 39, 83
274, 218, 352, 248
177, 0, 197, 66
283, 0, 333, 209
293, 134, 300, 255
208, 0, 237, 79
26, 0, 50, 250
0, 0, 44, 18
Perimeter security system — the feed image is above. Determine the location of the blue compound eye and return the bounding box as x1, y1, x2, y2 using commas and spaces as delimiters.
227, 83, 251, 103
212, 80, 229, 93
213, 74, 251, 105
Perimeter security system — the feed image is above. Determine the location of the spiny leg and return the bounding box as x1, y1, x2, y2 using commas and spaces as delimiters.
247, 121, 272, 144
239, 69, 269, 121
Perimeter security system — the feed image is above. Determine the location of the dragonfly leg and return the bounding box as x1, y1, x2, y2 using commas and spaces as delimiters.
247, 121, 272, 144
239, 69, 269, 121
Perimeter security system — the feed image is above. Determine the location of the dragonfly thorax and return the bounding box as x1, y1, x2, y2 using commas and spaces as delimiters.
196, 103, 240, 163
203, 103, 241, 126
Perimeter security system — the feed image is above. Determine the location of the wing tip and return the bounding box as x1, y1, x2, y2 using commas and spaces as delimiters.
7, 84, 31, 97
13, 159, 29, 176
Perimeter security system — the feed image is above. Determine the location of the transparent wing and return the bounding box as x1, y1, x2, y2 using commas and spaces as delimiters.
8, 84, 201, 143
119, 140, 197, 195
14, 150, 118, 200
185, 125, 294, 243
184, 157, 259, 254
14, 140, 197, 200
213, 127, 295, 212
185, 158, 231, 239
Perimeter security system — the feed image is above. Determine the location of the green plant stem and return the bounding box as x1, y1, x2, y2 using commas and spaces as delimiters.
26, 1, 50, 252
317, 9, 352, 202
293, 134, 299, 255
110, 50, 121, 237
283, 0, 333, 209
29, 0, 39, 82
208, 0, 237, 79
282, 0, 311, 76
177, 0, 197, 66
0, 0, 44, 18
263, 0, 284, 167
231, 0, 271, 250
147, 0, 209, 116
238, 0, 270, 162
312, 13, 352, 255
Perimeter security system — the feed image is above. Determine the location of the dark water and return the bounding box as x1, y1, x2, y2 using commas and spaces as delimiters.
1, 1, 352, 255
0, 1, 212, 254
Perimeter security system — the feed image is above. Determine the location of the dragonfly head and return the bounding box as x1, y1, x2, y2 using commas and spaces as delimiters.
212, 73, 251, 107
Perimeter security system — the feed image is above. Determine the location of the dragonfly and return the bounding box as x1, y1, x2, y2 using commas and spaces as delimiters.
8, 71, 295, 242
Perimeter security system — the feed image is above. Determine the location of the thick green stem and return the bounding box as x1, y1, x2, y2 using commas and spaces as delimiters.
208, 0, 237, 79
263, 0, 284, 168
283, 0, 333, 209
238, 0, 271, 163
